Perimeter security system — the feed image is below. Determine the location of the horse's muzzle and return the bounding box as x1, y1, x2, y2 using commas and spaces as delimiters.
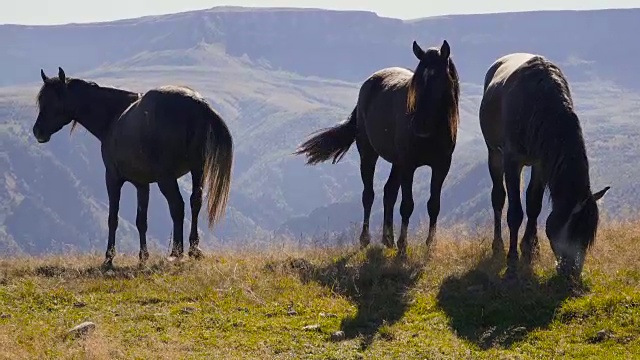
33, 127, 50, 143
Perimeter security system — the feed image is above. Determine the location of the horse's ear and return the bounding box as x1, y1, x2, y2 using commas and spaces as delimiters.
412, 41, 425, 60
593, 186, 611, 201
40, 69, 48, 83
58, 67, 66, 83
440, 40, 450, 59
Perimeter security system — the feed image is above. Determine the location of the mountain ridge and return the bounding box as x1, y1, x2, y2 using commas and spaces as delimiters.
1, 6, 639, 255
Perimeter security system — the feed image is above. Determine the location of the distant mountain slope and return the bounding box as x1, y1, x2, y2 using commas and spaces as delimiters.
1, 7, 639, 254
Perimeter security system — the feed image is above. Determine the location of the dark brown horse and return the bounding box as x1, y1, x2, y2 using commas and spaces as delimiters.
295, 40, 460, 253
33, 67, 234, 267
479, 53, 609, 281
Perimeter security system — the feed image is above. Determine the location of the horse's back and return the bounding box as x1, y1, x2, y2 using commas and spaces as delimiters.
142, 85, 206, 109
480, 53, 543, 149
153, 85, 202, 98
484, 53, 538, 91
357, 67, 412, 163
107, 85, 212, 182
481, 52, 575, 163
129, 85, 213, 129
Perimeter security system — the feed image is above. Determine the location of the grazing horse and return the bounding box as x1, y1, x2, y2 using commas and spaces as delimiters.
33, 67, 234, 267
295, 40, 460, 253
479, 53, 609, 280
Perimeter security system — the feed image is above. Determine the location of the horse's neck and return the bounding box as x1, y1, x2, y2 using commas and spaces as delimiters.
76, 86, 139, 141
546, 109, 590, 198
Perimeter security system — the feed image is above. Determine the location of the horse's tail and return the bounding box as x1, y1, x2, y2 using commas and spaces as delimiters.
294, 106, 357, 165
203, 109, 234, 228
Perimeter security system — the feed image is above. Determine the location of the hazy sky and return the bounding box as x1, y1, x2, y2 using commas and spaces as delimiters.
2, 0, 639, 25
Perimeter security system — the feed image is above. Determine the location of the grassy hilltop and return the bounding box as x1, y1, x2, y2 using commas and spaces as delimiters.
0, 221, 638, 359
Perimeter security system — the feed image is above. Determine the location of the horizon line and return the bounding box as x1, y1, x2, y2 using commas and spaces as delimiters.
1, 5, 638, 27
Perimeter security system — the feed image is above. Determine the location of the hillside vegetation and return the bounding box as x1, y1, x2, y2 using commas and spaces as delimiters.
0, 221, 638, 359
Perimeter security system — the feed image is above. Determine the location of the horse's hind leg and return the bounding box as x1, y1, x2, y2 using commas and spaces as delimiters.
504, 155, 524, 273
188, 168, 204, 259
521, 164, 544, 266
382, 165, 401, 248
158, 178, 185, 260
488, 147, 506, 255
104, 171, 124, 269
356, 135, 378, 248
134, 183, 150, 264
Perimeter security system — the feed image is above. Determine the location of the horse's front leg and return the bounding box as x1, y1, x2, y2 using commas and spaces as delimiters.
397, 167, 416, 254
426, 161, 451, 246
504, 156, 524, 275
382, 165, 401, 248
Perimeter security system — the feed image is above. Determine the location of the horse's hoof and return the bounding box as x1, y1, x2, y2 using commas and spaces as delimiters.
521, 254, 534, 269
382, 235, 395, 249
492, 241, 504, 256
188, 248, 204, 260
425, 236, 435, 248
504, 265, 519, 283
139, 251, 150, 264
397, 234, 407, 254
359, 233, 371, 248
101, 260, 114, 272
397, 244, 408, 258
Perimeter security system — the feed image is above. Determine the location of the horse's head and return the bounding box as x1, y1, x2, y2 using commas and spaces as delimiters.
33, 67, 76, 143
407, 40, 457, 137
546, 186, 610, 281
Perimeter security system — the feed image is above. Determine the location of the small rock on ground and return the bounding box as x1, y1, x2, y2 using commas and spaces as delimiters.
594, 329, 612, 342
330, 331, 345, 342
181, 307, 197, 314
302, 324, 321, 331
320, 312, 337, 318
67, 322, 96, 338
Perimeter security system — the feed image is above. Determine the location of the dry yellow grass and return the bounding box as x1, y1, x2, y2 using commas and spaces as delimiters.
0, 221, 638, 359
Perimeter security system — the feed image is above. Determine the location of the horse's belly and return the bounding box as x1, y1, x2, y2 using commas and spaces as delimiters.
360, 108, 403, 164
115, 153, 157, 183
370, 136, 397, 164
113, 145, 190, 184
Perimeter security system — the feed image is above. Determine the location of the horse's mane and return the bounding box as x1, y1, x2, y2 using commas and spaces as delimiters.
446, 60, 460, 142
512, 56, 594, 223
517, 57, 581, 188
406, 55, 460, 143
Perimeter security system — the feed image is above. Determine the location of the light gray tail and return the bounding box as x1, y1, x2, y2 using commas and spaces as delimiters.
203, 111, 234, 228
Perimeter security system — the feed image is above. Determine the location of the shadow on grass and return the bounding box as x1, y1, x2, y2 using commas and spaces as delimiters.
32, 258, 193, 280
290, 246, 424, 350
436, 252, 588, 349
